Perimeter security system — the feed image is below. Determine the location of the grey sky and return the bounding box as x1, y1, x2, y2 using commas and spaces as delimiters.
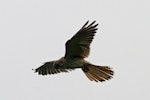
0, 0, 150, 100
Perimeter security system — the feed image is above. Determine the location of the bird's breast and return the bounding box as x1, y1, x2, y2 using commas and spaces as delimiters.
64, 58, 85, 69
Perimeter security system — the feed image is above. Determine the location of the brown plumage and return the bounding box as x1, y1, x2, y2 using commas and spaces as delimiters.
34, 21, 114, 82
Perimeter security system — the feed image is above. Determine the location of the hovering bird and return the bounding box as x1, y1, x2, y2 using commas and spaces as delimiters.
33, 21, 114, 82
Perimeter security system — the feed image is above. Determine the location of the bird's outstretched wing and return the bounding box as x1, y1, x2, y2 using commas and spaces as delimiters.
65, 21, 98, 59
34, 62, 73, 75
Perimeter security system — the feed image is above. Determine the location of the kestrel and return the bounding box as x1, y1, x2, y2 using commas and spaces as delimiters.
33, 21, 114, 82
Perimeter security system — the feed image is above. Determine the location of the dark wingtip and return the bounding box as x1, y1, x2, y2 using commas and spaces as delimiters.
81, 20, 98, 29
94, 23, 99, 27
82, 20, 89, 28
92, 20, 96, 23
32, 69, 37, 73
88, 20, 97, 26
86, 20, 89, 23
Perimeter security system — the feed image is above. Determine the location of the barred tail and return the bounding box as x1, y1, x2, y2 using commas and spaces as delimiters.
82, 64, 114, 82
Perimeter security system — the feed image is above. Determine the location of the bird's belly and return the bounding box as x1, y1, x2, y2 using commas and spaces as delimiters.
65, 59, 84, 69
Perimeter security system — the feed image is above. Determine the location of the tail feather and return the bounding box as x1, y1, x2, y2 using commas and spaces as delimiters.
82, 64, 114, 82
84, 72, 94, 81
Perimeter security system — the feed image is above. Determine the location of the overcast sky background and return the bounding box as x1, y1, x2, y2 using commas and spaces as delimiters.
0, 0, 150, 100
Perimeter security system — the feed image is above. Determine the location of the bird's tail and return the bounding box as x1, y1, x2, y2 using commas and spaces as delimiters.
82, 64, 114, 82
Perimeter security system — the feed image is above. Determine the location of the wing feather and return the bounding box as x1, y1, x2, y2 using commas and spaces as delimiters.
34, 61, 72, 75
65, 21, 98, 59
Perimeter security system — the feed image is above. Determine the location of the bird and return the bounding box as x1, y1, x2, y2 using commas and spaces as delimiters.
33, 20, 114, 82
